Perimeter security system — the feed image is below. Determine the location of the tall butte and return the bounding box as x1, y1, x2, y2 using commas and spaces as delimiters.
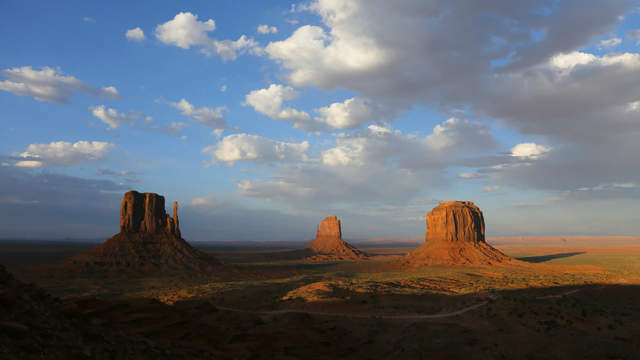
305, 216, 367, 260
401, 201, 512, 267
61, 190, 220, 274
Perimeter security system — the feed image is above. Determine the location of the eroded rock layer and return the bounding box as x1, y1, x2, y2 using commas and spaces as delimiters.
57, 190, 219, 275
401, 201, 511, 267
305, 216, 367, 260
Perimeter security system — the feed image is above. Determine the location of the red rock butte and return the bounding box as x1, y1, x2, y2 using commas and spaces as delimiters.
305, 216, 367, 260
59, 190, 220, 275
401, 201, 512, 267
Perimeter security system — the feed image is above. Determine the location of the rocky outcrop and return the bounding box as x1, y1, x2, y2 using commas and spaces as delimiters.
305, 216, 367, 261
120, 191, 180, 237
401, 201, 511, 267
57, 190, 219, 275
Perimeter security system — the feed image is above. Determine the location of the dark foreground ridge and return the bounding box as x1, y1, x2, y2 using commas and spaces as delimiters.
402, 201, 512, 267
305, 215, 368, 260
53, 190, 220, 275
0, 263, 208, 359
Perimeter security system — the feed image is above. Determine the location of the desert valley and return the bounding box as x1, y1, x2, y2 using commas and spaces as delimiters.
1, 191, 639, 359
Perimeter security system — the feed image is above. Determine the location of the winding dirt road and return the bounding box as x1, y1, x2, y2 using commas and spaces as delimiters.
216, 301, 488, 321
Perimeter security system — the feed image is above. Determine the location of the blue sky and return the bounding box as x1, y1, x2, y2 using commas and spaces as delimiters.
2, 0, 640, 241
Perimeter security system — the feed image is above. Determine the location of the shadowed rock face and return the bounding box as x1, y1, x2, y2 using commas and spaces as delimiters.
305, 216, 367, 260
120, 191, 180, 237
402, 201, 512, 267
56, 190, 218, 275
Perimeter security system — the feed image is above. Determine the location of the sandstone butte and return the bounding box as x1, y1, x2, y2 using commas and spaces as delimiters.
305, 215, 368, 260
401, 201, 512, 267
59, 190, 220, 275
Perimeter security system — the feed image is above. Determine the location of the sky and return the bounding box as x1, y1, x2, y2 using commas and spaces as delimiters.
1, 0, 640, 241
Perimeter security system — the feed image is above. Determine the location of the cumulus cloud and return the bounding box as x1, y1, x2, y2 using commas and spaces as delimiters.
510, 143, 552, 160
168, 98, 228, 129
257, 24, 278, 34
315, 97, 383, 130
245, 84, 382, 131
0, 66, 119, 103
125, 27, 146, 41
155, 12, 260, 61
89, 105, 138, 129
13, 141, 113, 167
155, 12, 216, 49
203, 134, 309, 165
236, 117, 496, 212
244, 84, 320, 130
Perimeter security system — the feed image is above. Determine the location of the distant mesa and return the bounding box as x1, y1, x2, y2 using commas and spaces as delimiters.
57, 190, 220, 275
305, 215, 368, 261
401, 201, 512, 267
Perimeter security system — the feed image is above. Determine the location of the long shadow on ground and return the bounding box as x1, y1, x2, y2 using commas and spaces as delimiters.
517, 251, 586, 263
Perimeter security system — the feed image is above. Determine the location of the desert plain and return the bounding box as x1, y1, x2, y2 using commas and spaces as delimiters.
2, 225, 640, 358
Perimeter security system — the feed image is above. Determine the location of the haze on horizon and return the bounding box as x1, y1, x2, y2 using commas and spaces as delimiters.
1, 0, 640, 241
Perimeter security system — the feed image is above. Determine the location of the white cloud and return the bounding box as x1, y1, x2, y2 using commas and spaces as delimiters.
155, 12, 215, 49
211, 35, 261, 61
155, 12, 260, 61
257, 24, 278, 34
321, 118, 495, 169
89, 105, 138, 129
577, 183, 638, 191
213, 129, 224, 138
599, 37, 621, 49
168, 98, 228, 129
510, 143, 551, 160
203, 134, 309, 165
315, 97, 381, 130
244, 84, 324, 131
458, 173, 477, 179
125, 27, 146, 41
14, 141, 113, 167
15, 161, 44, 168
0, 66, 119, 103
245, 84, 380, 131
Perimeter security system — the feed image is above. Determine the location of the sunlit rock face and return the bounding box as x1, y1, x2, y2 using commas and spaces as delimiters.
305, 216, 367, 260
401, 201, 512, 267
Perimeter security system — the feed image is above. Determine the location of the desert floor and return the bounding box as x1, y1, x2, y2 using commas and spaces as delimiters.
2, 240, 640, 359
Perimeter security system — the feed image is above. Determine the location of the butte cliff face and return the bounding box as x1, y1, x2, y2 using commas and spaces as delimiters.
59, 190, 219, 275
120, 191, 181, 237
401, 201, 511, 267
305, 216, 367, 260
